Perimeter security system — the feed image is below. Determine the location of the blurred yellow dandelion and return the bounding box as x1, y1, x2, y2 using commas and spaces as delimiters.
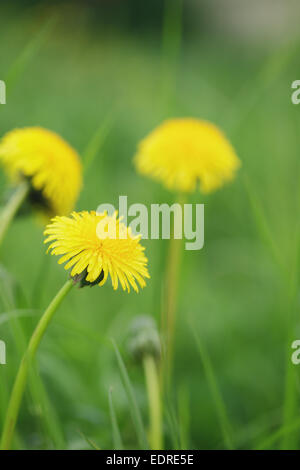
0, 127, 82, 216
134, 118, 241, 194
44, 210, 150, 292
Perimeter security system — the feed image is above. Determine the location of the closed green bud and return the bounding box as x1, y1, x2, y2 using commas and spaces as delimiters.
127, 315, 161, 362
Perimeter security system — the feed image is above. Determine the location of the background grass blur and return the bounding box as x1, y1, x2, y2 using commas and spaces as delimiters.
1, 0, 300, 450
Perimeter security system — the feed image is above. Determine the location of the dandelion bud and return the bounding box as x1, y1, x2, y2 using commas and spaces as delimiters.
127, 315, 161, 362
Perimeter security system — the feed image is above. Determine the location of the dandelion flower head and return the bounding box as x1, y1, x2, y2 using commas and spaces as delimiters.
44, 211, 150, 293
134, 118, 240, 194
0, 127, 82, 216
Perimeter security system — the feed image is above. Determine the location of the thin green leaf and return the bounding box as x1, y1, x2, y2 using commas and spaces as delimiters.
77, 430, 101, 450
29, 360, 66, 449
191, 324, 234, 450
177, 384, 190, 450
83, 109, 117, 174
255, 416, 300, 450
108, 386, 124, 450
161, 0, 183, 113
31, 255, 50, 308
5, 15, 57, 93
112, 339, 148, 449
0, 271, 65, 449
0, 309, 38, 325
224, 37, 300, 134
243, 174, 285, 275
165, 403, 180, 450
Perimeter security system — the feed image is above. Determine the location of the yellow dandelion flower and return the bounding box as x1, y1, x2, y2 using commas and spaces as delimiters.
0, 127, 82, 216
134, 118, 241, 194
44, 210, 150, 293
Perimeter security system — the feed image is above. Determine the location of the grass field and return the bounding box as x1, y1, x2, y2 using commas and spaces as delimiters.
1, 2, 300, 450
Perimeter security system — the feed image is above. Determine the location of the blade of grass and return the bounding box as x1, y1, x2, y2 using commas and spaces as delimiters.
191, 323, 234, 450
0, 309, 38, 325
232, 408, 280, 449
242, 174, 286, 276
0, 268, 16, 426
177, 383, 190, 450
108, 386, 124, 450
224, 37, 300, 135
164, 401, 180, 450
280, 296, 299, 450
31, 255, 50, 308
28, 360, 66, 449
5, 15, 57, 93
0, 367, 23, 449
56, 317, 106, 346
112, 339, 148, 449
0, 272, 65, 449
161, 0, 183, 114
0, 363, 10, 426
255, 416, 300, 450
280, 167, 300, 450
83, 109, 117, 174
77, 430, 101, 450
243, 176, 300, 449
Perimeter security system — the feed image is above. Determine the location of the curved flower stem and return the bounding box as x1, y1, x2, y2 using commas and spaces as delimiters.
0, 279, 74, 450
143, 355, 163, 450
0, 181, 30, 248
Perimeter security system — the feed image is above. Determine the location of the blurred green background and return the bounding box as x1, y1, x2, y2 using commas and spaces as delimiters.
1, 0, 300, 450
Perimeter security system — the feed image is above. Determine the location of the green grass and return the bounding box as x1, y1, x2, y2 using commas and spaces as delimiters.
108, 386, 124, 450
1, 2, 300, 449
112, 340, 148, 450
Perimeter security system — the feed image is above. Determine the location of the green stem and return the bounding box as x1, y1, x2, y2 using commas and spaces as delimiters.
143, 355, 163, 450
0, 279, 74, 450
161, 0, 182, 114
0, 181, 30, 248
163, 193, 185, 382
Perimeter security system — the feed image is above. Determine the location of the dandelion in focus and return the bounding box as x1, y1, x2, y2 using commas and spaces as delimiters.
134, 118, 241, 380
0, 127, 82, 246
44, 210, 150, 292
1, 210, 149, 450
